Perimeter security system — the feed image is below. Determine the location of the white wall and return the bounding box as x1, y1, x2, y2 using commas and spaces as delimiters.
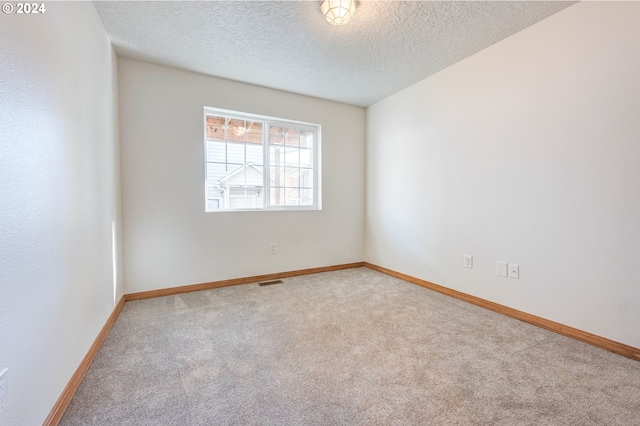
119, 59, 365, 293
366, 2, 640, 348
0, 3, 122, 424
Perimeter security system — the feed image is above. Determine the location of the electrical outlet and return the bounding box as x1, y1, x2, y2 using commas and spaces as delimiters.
509, 264, 519, 279
464, 255, 473, 269
270, 243, 277, 254
0, 368, 7, 414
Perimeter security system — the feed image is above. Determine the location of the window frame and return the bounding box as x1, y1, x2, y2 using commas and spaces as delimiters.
203, 107, 322, 212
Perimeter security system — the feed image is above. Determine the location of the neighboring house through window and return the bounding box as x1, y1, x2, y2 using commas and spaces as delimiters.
204, 107, 321, 211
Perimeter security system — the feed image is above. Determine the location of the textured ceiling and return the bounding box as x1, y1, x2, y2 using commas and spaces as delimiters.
94, 1, 575, 107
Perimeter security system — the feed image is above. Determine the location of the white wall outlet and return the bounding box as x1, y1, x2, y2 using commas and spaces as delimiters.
464, 255, 473, 269
497, 261, 508, 277
270, 243, 277, 254
509, 264, 519, 279
0, 368, 7, 414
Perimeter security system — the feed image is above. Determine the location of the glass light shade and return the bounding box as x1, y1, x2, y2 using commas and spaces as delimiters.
321, 0, 356, 26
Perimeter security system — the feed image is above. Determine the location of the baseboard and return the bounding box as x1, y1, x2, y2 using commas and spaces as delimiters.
124, 262, 366, 301
43, 296, 126, 426
365, 262, 640, 362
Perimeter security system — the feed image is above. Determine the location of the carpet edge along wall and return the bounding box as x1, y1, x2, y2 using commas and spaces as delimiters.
43, 297, 126, 426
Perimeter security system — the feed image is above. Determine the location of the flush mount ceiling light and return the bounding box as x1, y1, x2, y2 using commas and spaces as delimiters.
321, 0, 356, 26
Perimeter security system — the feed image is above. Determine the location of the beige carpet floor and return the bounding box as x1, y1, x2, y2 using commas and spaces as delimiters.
60, 267, 640, 425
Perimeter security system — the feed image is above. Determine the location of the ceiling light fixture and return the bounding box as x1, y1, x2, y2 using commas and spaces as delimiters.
321, 0, 356, 26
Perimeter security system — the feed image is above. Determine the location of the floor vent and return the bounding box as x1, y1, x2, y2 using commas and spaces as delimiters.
258, 280, 284, 287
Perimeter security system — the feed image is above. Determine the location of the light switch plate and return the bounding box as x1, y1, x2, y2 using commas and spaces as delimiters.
509, 264, 519, 279
464, 255, 473, 269
497, 261, 508, 277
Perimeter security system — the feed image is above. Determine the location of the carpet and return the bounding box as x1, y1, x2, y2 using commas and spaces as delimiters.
60, 267, 640, 425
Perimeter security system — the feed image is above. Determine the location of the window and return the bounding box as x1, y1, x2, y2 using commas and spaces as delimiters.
204, 107, 321, 211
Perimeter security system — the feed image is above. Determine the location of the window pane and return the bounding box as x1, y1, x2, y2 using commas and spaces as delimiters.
270, 126, 284, 145
270, 145, 285, 166
231, 187, 263, 208
270, 187, 284, 206
227, 142, 245, 164
300, 168, 313, 188
286, 188, 300, 206
221, 174, 265, 210
206, 185, 223, 200
285, 129, 299, 147
300, 131, 313, 148
284, 147, 299, 167
207, 198, 221, 210
245, 164, 263, 186
207, 163, 227, 183
228, 167, 246, 186
206, 116, 225, 140
246, 144, 263, 165
246, 122, 263, 144
284, 167, 299, 187
225, 163, 244, 181
207, 141, 226, 163
300, 189, 313, 206
270, 167, 285, 188
230, 194, 251, 209
299, 148, 313, 168
227, 119, 246, 142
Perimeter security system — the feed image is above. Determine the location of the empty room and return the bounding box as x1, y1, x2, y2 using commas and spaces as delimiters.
2, 0, 640, 424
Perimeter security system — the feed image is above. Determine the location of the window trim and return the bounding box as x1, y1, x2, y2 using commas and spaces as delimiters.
203, 107, 322, 212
